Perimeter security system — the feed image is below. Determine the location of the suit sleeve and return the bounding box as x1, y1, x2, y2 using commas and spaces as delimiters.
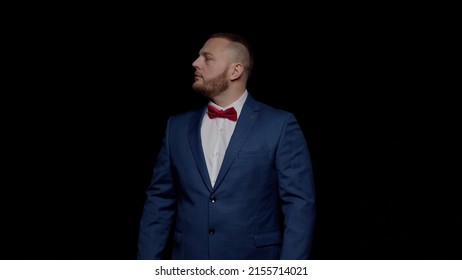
276, 113, 316, 259
137, 117, 177, 259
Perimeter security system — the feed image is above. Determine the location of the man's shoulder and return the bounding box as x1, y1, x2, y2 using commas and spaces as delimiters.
249, 96, 294, 118
168, 105, 204, 122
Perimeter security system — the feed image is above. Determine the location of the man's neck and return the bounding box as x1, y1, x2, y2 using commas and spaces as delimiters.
211, 89, 247, 108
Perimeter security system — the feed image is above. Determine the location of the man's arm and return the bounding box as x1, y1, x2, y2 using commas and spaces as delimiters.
137, 118, 177, 259
276, 113, 316, 259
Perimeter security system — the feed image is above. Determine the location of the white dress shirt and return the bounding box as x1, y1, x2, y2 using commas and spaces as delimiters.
201, 91, 248, 187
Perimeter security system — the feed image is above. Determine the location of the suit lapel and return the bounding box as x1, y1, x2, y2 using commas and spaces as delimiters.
213, 96, 260, 192
188, 108, 213, 192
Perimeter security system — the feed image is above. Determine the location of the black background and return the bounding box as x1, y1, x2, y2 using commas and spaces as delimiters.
3, 6, 460, 260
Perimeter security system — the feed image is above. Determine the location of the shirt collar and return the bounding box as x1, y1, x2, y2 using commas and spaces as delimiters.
208, 90, 248, 118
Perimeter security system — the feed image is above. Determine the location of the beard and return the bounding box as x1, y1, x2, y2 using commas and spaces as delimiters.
192, 69, 229, 98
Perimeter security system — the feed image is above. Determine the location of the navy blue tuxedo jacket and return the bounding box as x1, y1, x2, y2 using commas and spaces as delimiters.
138, 94, 316, 259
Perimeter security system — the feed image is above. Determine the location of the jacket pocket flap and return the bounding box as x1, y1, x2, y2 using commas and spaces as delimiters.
254, 231, 282, 247
238, 150, 269, 158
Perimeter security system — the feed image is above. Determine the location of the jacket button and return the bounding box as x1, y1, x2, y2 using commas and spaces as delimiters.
209, 228, 215, 235
210, 196, 216, 203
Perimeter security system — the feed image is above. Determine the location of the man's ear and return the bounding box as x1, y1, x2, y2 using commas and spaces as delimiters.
229, 63, 244, 81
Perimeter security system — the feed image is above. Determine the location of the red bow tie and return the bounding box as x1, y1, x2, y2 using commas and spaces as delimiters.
207, 104, 238, 121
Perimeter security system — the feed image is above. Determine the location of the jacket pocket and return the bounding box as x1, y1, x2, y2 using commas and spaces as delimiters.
254, 231, 282, 247
238, 150, 269, 158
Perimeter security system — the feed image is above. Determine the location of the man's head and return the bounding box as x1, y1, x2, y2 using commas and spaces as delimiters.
192, 33, 253, 99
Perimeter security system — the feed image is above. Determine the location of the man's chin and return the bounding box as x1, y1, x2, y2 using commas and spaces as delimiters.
192, 84, 203, 93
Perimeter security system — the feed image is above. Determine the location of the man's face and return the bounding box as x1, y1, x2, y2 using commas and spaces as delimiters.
192, 38, 231, 98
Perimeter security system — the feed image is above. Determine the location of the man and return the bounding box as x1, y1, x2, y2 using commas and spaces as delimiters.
137, 32, 316, 259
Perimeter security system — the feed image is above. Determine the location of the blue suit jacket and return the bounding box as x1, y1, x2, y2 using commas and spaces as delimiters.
138, 94, 316, 259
